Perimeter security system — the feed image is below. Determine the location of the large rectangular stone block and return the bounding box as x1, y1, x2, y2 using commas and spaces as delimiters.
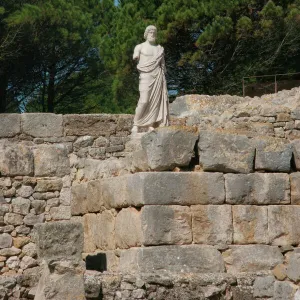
254, 137, 292, 172
63, 114, 118, 136
141, 205, 192, 246
94, 210, 115, 250
141, 127, 198, 171
87, 180, 103, 213
223, 245, 283, 273
225, 173, 290, 204
33, 145, 70, 177
192, 205, 232, 245
198, 131, 255, 173
120, 245, 225, 274
34, 221, 83, 262
102, 172, 225, 208
268, 206, 300, 245
115, 207, 142, 249
232, 206, 268, 244
0, 114, 21, 137
22, 113, 63, 137
0, 142, 33, 176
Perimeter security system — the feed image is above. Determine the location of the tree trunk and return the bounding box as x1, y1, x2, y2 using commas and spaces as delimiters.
47, 64, 56, 112
0, 74, 8, 113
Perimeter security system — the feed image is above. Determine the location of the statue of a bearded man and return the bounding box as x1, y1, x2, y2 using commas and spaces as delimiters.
131, 25, 169, 134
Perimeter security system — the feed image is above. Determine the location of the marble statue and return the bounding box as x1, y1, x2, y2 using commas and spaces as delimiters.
131, 25, 169, 134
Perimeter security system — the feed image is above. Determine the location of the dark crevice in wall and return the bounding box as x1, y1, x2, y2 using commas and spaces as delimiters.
86, 253, 107, 272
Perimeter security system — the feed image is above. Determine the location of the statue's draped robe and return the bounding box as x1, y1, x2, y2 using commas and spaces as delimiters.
134, 45, 169, 127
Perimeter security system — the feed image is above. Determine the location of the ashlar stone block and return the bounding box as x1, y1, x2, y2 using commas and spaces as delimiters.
116, 207, 142, 248
34, 221, 83, 262
225, 173, 290, 204
286, 252, 300, 282
0, 114, 21, 137
120, 245, 225, 274
254, 137, 292, 172
141, 205, 192, 246
192, 205, 232, 245
268, 206, 300, 246
22, 113, 63, 137
224, 245, 283, 273
71, 183, 88, 216
33, 144, 70, 177
101, 172, 225, 208
233, 205, 268, 244
198, 131, 255, 173
141, 127, 198, 171
0, 143, 33, 176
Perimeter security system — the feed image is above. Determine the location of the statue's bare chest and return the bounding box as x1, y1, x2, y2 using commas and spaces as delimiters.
140, 44, 159, 58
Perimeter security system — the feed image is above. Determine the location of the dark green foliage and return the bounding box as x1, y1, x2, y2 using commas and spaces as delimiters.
1, 0, 300, 113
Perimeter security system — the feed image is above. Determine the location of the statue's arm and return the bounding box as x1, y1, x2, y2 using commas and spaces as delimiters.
161, 56, 167, 74
133, 44, 142, 61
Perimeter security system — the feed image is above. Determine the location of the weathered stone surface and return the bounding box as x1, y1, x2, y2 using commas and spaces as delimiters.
17, 185, 34, 198
273, 263, 287, 280
13, 236, 30, 248
268, 206, 300, 245
31, 200, 46, 214
34, 221, 83, 262
224, 245, 283, 273
23, 213, 45, 226
273, 281, 298, 300
192, 205, 232, 245
83, 158, 129, 180
0, 246, 21, 256
141, 127, 198, 171
232, 205, 268, 244
94, 211, 115, 250
0, 276, 16, 288
103, 172, 225, 208
0, 233, 12, 249
115, 208, 142, 249
0, 143, 33, 176
20, 256, 37, 270
33, 145, 70, 177
253, 276, 275, 297
50, 206, 71, 220
12, 197, 30, 215
59, 188, 71, 206
86, 180, 103, 213
291, 173, 300, 204
225, 173, 290, 204
4, 213, 23, 226
73, 136, 94, 149
254, 137, 292, 172
63, 114, 120, 136
22, 242, 37, 258
81, 214, 96, 253
286, 253, 300, 282
141, 206, 192, 246
71, 183, 88, 215
120, 245, 225, 274
198, 131, 255, 173
0, 114, 21, 137
34, 261, 85, 300
6, 255, 20, 269
35, 179, 63, 192
291, 140, 300, 170
22, 113, 63, 137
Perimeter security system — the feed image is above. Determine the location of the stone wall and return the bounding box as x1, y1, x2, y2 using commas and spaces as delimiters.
0, 113, 133, 299
2, 88, 300, 299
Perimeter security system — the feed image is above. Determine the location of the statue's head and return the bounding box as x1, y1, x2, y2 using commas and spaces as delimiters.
144, 25, 157, 42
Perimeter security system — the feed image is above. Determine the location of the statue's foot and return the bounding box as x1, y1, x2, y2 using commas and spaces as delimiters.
148, 126, 155, 132
131, 125, 138, 134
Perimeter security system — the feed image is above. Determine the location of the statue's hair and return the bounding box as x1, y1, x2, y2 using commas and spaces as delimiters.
144, 25, 157, 39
